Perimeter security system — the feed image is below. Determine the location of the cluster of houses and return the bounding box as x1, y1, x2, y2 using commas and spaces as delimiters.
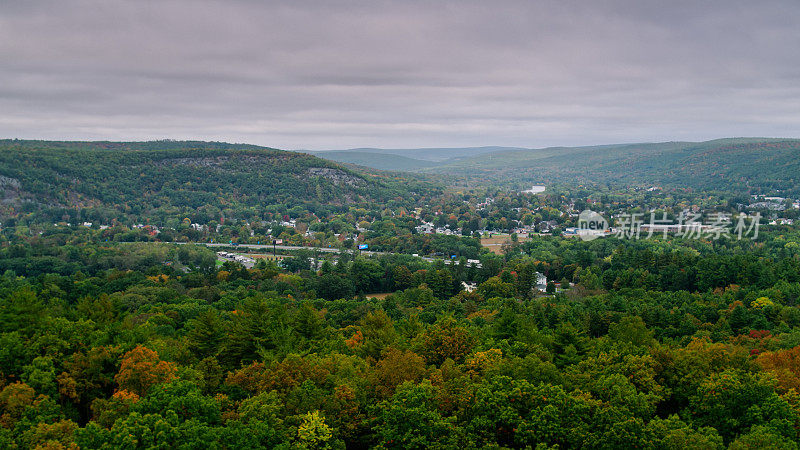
747, 196, 800, 213
413, 219, 559, 238
441, 258, 482, 268
414, 222, 463, 236
44, 190, 798, 251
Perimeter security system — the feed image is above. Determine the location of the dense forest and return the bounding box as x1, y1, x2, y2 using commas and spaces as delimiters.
1, 223, 800, 448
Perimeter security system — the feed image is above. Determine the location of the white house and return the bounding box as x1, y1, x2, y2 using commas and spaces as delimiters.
536, 272, 548, 291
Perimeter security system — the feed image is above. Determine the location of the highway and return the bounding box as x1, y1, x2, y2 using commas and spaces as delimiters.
201, 242, 386, 256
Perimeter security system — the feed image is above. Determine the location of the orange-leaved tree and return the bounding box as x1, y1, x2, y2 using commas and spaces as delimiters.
114, 346, 176, 396
756, 346, 800, 393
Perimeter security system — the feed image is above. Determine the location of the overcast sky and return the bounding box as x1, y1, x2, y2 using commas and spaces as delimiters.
1, 0, 799, 150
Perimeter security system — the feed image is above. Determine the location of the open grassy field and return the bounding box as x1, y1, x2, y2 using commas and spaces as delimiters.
480, 234, 531, 254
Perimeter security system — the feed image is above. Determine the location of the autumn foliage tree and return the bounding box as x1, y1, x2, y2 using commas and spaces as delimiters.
0, 382, 37, 428
371, 347, 427, 398
756, 346, 800, 393
416, 318, 476, 365
114, 346, 176, 396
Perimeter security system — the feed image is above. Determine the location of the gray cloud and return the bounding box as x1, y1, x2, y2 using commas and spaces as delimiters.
1, 0, 799, 149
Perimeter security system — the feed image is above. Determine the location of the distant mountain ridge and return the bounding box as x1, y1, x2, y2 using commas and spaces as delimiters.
303, 146, 529, 171
306, 138, 800, 195
427, 138, 800, 195
306, 146, 526, 162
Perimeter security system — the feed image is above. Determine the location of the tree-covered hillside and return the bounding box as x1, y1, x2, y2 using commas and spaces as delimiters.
0, 140, 439, 225
424, 138, 800, 195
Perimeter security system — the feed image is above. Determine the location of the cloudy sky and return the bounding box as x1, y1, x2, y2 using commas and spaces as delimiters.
1, 0, 799, 150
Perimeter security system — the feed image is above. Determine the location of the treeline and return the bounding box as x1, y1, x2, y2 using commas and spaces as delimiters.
521, 235, 800, 294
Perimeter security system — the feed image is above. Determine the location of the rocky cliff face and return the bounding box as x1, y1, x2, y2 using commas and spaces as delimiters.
306, 167, 365, 187
153, 154, 293, 169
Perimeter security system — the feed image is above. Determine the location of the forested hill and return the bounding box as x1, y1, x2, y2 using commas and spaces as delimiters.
310, 139, 800, 196
0, 140, 437, 224
425, 138, 800, 195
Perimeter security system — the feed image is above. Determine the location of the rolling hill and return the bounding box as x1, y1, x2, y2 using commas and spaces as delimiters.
0, 140, 439, 224
305, 146, 528, 171
308, 146, 525, 162
423, 138, 800, 195
308, 139, 800, 196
